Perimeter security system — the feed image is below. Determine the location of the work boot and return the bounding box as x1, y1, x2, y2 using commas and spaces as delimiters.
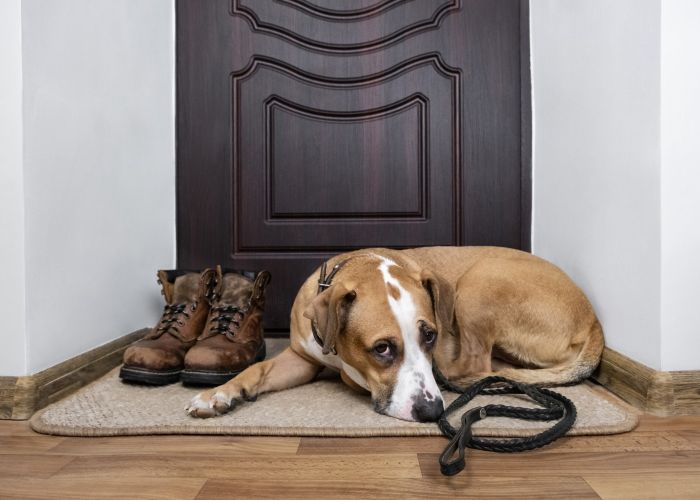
120, 269, 215, 385
181, 267, 271, 386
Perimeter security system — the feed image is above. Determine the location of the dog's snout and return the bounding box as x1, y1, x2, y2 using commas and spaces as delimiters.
411, 396, 444, 422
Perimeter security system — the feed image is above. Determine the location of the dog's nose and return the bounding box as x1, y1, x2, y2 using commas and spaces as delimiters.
411, 397, 444, 422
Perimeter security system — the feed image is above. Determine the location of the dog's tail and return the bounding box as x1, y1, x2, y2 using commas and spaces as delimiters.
452, 320, 605, 387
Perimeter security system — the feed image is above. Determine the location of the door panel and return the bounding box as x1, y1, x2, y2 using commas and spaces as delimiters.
177, 0, 531, 331
234, 55, 459, 251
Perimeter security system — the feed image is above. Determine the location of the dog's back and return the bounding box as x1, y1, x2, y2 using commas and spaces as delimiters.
403, 246, 604, 386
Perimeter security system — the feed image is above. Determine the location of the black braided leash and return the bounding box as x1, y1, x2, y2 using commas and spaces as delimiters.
434, 370, 577, 476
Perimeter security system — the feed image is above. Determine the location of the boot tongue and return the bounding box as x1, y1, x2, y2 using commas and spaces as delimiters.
172, 273, 201, 304
219, 274, 254, 308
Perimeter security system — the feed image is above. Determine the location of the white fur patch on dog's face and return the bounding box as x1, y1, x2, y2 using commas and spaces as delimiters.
378, 257, 443, 421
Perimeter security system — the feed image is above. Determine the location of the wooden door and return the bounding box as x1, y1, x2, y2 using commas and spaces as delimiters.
177, 0, 531, 331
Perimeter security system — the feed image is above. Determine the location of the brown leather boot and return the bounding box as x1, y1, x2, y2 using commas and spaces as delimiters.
120, 269, 215, 385
181, 267, 271, 386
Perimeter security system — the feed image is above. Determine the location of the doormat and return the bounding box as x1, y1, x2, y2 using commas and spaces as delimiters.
30, 340, 637, 437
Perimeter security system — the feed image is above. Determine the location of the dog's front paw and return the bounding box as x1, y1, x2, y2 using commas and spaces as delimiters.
185, 389, 235, 418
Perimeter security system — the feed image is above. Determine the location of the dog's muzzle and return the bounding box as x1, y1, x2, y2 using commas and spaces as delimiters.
411, 394, 445, 422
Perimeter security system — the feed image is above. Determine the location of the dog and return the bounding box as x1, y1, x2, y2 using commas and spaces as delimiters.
186, 246, 604, 422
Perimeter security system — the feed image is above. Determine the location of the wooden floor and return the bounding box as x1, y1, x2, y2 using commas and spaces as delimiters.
1, 415, 699, 499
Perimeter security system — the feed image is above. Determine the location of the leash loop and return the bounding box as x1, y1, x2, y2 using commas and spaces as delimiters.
439, 407, 484, 476
435, 373, 577, 476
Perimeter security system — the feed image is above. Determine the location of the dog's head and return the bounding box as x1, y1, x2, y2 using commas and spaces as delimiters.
303, 256, 454, 422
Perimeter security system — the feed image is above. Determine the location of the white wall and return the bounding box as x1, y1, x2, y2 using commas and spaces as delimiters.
660, 0, 700, 371
531, 0, 663, 369
0, 0, 27, 376
532, 0, 700, 371
19, 0, 176, 373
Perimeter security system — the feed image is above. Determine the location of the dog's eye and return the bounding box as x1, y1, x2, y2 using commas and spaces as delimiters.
418, 321, 437, 346
373, 342, 392, 358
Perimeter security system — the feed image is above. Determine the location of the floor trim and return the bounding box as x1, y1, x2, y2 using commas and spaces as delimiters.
593, 347, 700, 416
0, 329, 147, 420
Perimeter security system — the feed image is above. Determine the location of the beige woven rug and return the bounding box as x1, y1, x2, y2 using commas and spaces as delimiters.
30, 340, 637, 437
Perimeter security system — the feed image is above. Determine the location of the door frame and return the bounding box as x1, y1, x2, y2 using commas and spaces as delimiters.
519, 0, 532, 252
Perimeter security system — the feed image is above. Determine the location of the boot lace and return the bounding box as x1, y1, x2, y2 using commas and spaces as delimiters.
210, 305, 246, 336
157, 303, 191, 336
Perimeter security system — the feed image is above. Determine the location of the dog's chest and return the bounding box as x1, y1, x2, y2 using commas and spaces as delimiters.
301, 333, 369, 390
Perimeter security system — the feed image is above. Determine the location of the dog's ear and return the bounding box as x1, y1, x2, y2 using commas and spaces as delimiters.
421, 269, 455, 336
303, 284, 357, 355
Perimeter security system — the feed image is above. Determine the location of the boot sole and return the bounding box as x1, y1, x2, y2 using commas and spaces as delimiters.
119, 365, 182, 385
180, 342, 267, 387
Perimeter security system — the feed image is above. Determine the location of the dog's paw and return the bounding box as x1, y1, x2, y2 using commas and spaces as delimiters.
185, 390, 234, 418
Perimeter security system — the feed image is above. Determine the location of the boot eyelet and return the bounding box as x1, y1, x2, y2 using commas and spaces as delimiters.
191, 302, 198, 311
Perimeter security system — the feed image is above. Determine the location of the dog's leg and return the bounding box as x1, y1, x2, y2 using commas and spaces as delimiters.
186, 347, 322, 418
438, 359, 494, 389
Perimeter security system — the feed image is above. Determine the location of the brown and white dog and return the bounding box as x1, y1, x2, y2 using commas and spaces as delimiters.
186, 247, 604, 422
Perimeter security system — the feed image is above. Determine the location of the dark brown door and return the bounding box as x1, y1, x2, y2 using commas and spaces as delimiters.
177, 0, 531, 331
